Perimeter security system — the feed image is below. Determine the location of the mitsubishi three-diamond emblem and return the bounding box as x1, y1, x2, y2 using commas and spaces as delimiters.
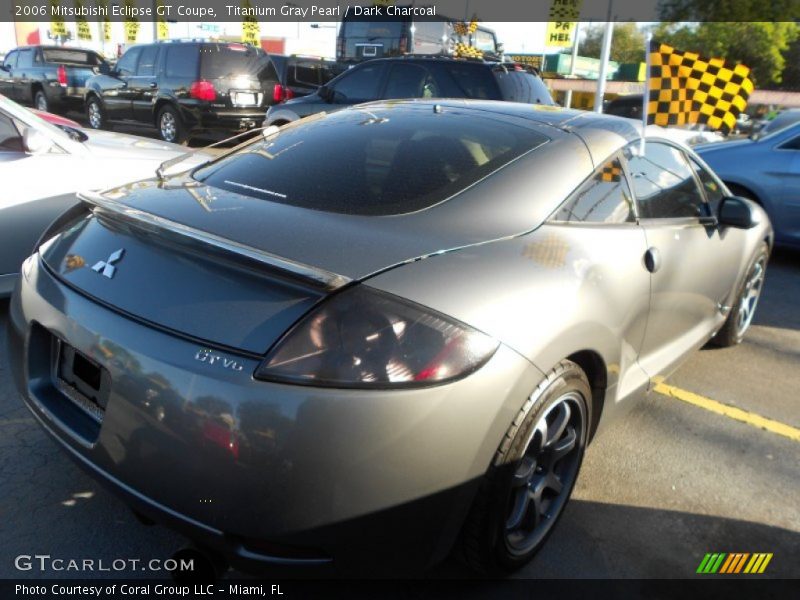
91, 249, 125, 279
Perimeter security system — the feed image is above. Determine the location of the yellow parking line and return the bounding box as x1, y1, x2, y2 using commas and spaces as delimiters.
653, 380, 800, 442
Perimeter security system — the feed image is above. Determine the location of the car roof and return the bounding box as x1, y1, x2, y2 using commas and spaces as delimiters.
351, 99, 642, 157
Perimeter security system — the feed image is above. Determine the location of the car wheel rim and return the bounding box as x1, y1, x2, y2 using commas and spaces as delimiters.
160, 112, 177, 142
736, 257, 765, 336
88, 103, 102, 128
36, 95, 47, 111
504, 391, 585, 556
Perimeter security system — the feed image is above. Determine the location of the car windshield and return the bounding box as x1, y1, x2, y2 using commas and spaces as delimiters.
193, 106, 548, 216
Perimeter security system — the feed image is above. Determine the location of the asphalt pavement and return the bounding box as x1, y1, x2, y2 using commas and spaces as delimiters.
1, 246, 797, 580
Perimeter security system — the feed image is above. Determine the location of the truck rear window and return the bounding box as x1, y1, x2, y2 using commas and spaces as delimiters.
42, 49, 102, 66
193, 106, 548, 216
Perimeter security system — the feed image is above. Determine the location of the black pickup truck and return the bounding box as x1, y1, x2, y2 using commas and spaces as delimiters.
0, 45, 109, 113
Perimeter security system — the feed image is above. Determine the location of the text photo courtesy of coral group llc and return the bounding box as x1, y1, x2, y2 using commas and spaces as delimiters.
0, 0, 798, 597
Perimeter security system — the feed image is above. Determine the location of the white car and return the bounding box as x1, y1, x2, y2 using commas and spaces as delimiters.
0, 95, 211, 296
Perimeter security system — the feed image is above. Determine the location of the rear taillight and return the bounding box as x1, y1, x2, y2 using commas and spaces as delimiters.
57, 65, 67, 87
272, 84, 294, 103
399, 36, 408, 54
189, 80, 216, 102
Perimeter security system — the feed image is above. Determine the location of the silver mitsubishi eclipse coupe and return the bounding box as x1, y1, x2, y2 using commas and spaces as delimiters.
8, 100, 771, 575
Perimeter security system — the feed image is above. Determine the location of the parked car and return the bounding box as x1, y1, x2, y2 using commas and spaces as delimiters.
337, 11, 500, 62
0, 45, 109, 113
0, 94, 210, 297
696, 121, 800, 249
266, 54, 342, 101
750, 108, 800, 140
84, 40, 276, 143
8, 100, 771, 576
265, 57, 553, 126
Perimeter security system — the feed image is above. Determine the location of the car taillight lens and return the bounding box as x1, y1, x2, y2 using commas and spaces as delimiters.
255, 286, 498, 388
57, 65, 67, 86
189, 80, 216, 101
272, 84, 294, 103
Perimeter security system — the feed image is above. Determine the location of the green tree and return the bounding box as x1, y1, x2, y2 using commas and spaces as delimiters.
579, 22, 646, 64
653, 22, 799, 86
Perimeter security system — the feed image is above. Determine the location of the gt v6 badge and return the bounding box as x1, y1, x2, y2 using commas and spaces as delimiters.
92, 248, 125, 279
194, 349, 244, 372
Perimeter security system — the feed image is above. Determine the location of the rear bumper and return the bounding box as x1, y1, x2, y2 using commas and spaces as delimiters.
8, 254, 541, 573
181, 103, 267, 135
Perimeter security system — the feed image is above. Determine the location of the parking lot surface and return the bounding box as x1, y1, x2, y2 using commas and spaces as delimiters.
1, 244, 797, 580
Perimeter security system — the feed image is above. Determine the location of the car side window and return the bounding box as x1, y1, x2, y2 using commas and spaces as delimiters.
16, 49, 34, 69
116, 47, 141, 77
551, 156, 635, 224
383, 64, 439, 99
3, 50, 17, 69
779, 135, 800, 150
626, 142, 707, 219
331, 63, 384, 103
688, 157, 726, 214
0, 112, 23, 153
165, 45, 199, 79
136, 45, 159, 77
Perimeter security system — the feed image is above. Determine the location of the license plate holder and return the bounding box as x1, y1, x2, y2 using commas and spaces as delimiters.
55, 340, 110, 424
231, 91, 259, 107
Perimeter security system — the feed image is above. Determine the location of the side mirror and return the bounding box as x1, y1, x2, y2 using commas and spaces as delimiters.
23, 128, 55, 154
318, 84, 333, 102
98, 62, 111, 75
718, 196, 759, 229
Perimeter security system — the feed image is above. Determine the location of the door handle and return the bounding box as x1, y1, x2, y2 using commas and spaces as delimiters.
644, 247, 661, 273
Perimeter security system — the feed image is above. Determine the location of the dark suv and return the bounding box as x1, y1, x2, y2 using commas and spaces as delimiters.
84, 41, 312, 143
265, 57, 553, 126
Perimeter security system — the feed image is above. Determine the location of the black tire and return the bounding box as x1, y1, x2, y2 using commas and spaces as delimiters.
458, 360, 591, 574
34, 90, 48, 112
157, 105, 187, 144
710, 242, 769, 347
86, 96, 108, 130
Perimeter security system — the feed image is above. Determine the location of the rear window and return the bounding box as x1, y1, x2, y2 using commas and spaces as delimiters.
341, 20, 406, 38
200, 43, 267, 79
288, 61, 337, 87
193, 107, 547, 216
493, 69, 553, 104
443, 64, 501, 100
42, 49, 102, 66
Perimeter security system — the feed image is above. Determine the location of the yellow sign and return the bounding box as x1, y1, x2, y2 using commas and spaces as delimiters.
49, 0, 67, 38
156, 0, 169, 40
545, 0, 582, 47
123, 0, 139, 43
508, 54, 543, 70
74, 0, 92, 41
241, 0, 260, 45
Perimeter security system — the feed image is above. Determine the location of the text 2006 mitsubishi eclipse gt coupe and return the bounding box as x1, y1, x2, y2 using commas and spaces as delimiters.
8, 101, 771, 575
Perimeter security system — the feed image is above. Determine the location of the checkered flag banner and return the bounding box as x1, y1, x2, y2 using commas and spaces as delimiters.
549, 0, 581, 20
599, 164, 622, 182
647, 41, 754, 135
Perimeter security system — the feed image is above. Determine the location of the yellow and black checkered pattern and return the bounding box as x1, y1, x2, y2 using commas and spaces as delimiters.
453, 19, 479, 36
549, 0, 581, 20
599, 164, 622, 183
648, 41, 753, 135
454, 42, 483, 59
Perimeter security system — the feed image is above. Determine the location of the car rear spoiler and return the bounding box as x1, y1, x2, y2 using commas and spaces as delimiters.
77, 191, 352, 291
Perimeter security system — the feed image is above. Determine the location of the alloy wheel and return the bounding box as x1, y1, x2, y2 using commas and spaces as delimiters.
736, 257, 766, 336
504, 391, 585, 556
160, 111, 177, 142
88, 102, 102, 129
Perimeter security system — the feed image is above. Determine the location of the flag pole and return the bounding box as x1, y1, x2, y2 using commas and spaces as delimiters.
640, 32, 652, 154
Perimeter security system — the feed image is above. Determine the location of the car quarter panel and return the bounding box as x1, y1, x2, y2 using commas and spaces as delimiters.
367, 222, 653, 420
